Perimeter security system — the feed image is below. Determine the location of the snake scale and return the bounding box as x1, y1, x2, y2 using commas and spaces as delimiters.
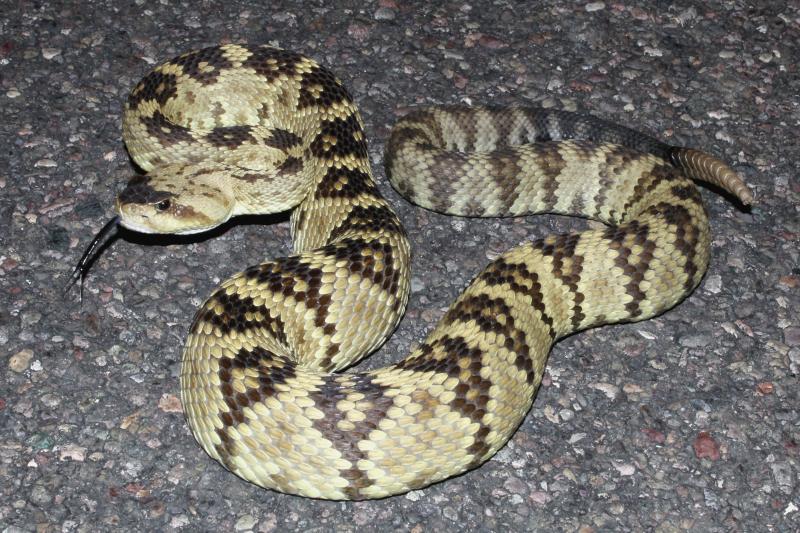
86, 44, 752, 500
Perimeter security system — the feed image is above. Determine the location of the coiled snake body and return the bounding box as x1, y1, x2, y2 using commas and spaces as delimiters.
104, 44, 752, 499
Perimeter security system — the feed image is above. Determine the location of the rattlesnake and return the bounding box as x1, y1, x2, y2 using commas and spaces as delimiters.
74, 44, 752, 500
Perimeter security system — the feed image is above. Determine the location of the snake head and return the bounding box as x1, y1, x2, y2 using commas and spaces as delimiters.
115, 165, 236, 235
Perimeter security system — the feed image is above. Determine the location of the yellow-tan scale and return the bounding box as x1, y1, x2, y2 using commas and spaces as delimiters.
113, 45, 750, 500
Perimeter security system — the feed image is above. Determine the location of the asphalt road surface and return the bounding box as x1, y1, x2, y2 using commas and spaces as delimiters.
2, 1, 798, 531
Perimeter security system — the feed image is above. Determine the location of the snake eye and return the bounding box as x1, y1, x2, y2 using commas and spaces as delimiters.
155, 199, 172, 211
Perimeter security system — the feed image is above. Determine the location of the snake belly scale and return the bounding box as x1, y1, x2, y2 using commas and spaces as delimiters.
109, 44, 752, 500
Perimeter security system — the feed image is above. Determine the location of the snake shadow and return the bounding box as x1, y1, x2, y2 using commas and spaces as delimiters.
117, 211, 292, 248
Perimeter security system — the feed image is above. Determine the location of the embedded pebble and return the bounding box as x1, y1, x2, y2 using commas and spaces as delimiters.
589, 382, 620, 400
374, 7, 395, 21
58, 445, 86, 462
704, 274, 722, 294
29, 484, 52, 506
693, 432, 721, 461
770, 462, 795, 494
9, 349, 33, 372
613, 462, 636, 476
679, 333, 712, 348
41, 47, 61, 59
158, 393, 183, 413
784, 327, 800, 346
235, 514, 258, 531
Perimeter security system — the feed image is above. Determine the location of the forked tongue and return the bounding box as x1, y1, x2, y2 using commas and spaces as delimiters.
64, 216, 120, 302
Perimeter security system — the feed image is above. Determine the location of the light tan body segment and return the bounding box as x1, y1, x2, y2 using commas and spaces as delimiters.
116, 45, 752, 499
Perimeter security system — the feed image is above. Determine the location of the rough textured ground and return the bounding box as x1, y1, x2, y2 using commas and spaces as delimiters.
1, 1, 798, 531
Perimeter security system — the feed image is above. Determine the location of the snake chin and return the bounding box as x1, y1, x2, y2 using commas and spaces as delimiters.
115, 197, 233, 235
116, 215, 222, 235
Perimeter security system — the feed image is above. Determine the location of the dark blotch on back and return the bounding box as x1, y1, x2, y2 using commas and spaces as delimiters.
308, 374, 393, 499
241, 46, 304, 82
533, 233, 585, 327
478, 259, 557, 340
535, 143, 568, 210
298, 65, 352, 109
241, 257, 335, 358
602, 221, 655, 318
205, 125, 256, 148
315, 167, 379, 200
277, 156, 303, 176
309, 114, 368, 160
140, 111, 194, 147
265, 128, 303, 150
214, 346, 297, 468
624, 163, 681, 214
192, 290, 287, 344
645, 202, 702, 291
444, 294, 537, 385
329, 204, 405, 241
395, 333, 494, 464
128, 69, 179, 108
174, 46, 235, 84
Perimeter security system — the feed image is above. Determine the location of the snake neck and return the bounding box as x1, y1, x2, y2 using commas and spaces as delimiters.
287, 110, 409, 256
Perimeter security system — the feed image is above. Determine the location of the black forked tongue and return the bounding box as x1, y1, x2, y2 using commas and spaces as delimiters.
64, 216, 120, 302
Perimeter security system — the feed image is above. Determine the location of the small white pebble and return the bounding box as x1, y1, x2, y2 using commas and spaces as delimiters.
704, 274, 722, 294
58, 444, 87, 462
623, 383, 644, 394
546, 78, 563, 91
543, 405, 559, 423
569, 432, 587, 444
405, 489, 423, 501
34, 158, 57, 168
590, 382, 620, 400
42, 48, 62, 59
707, 110, 730, 120
715, 131, 733, 143
170, 515, 191, 528
613, 462, 636, 476
720, 322, 739, 338
637, 329, 657, 340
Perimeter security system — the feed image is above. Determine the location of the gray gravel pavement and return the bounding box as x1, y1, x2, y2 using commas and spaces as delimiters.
2, 1, 799, 531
